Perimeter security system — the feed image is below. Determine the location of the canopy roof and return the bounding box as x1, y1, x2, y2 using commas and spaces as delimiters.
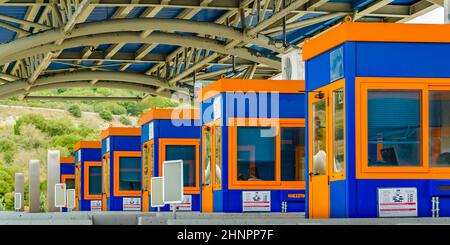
0, 0, 441, 101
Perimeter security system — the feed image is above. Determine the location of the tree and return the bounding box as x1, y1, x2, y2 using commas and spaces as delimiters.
119, 116, 132, 126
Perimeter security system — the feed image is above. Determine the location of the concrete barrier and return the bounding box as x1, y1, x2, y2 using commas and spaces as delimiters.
28, 160, 40, 213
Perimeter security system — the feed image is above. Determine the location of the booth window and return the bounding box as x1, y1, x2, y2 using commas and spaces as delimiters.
215, 127, 222, 186
313, 100, 327, 175
430, 91, 450, 167
102, 156, 109, 195
89, 166, 102, 195
281, 127, 305, 181
204, 131, 212, 186
333, 89, 345, 173
65, 178, 75, 189
367, 90, 421, 167
119, 157, 141, 191
237, 127, 276, 181
166, 145, 196, 187
142, 143, 153, 191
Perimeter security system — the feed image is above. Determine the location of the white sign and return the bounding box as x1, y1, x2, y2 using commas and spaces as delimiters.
91, 200, 102, 212
281, 49, 304, 80
378, 188, 418, 217
170, 195, 192, 211
151, 177, 164, 208
123, 197, 141, 211
66, 189, 76, 209
163, 160, 184, 204
55, 183, 67, 208
213, 96, 222, 121
105, 137, 110, 152
148, 122, 154, 140
14, 193, 21, 211
242, 191, 271, 212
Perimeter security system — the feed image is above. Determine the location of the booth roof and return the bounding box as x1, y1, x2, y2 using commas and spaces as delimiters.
303, 21, 450, 61
139, 108, 200, 126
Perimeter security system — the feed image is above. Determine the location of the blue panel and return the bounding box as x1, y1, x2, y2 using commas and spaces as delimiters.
141, 123, 149, 143
429, 180, 450, 196
330, 180, 346, 217
0, 6, 27, 43
356, 42, 450, 78
157, 119, 201, 139
60, 164, 75, 175
126, 63, 153, 72
126, 7, 147, 18
111, 135, 141, 151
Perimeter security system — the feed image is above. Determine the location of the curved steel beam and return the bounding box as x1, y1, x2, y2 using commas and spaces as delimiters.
2, 32, 281, 69
0, 70, 189, 97
0, 18, 284, 59
0, 81, 174, 100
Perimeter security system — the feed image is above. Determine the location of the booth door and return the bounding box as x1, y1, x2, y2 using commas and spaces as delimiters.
202, 126, 214, 212
101, 154, 109, 211
309, 92, 330, 218
75, 163, 81, 211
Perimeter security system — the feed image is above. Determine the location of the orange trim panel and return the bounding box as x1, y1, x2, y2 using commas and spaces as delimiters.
101, 127, 141, 140
60, 157, 75, 164
199, 78, 305, 102
303, 22, 450, 61
140, 108, 200, 126
74, 141, 101, 151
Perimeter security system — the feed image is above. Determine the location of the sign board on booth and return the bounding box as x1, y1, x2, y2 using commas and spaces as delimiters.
54, 183, 66, 208
170, 195, 192, 211
91, 200, 102, 212
378, 187, 418, 217
123, 197, 141, 211
163, 160, 184, 204
242, 191, 270, 212
151, 177, 164, 207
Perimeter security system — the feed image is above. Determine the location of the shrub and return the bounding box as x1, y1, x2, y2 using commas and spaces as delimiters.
94, 102, 127, 115
3, 192, 14, 211
0, 138, 18, 164
99, 110, 113, 121
19, 124, 49, 150
45, 118, 74, 137
52, 134, 82, 155
119, 116, 132, 126
68, 105, 82, 117
14, 114, 46, 135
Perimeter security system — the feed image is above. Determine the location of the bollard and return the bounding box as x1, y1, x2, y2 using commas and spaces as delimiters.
14, 173, 25, 211
47, 150, 61, 212
29, 160, 40, 213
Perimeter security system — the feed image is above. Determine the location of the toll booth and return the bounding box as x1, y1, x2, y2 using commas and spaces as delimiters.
74, 141, 102, 212
303, 21, 450, 218
101, 127, 142, 211
199, 78, 306, 212
60, 156, 75, 212
140, 108, 201, 212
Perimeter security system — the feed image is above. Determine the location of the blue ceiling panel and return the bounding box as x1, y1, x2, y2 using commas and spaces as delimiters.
191, 9, 226, 22
152, 44, 177, 54
86, 7, 117, 22
155, 8, 184, 18
126, 62, 154, 72
126, 7, 147, 18
0, 6, 28, 43
119, 43, 143, 52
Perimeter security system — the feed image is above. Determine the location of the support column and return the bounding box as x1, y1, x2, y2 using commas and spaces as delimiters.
14, 173, 24, 211
445, 0, 449, 24
28, 160, 40, 213
47, 150, 60, 212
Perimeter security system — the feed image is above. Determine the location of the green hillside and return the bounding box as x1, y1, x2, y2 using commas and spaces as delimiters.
0, 87, 180, 211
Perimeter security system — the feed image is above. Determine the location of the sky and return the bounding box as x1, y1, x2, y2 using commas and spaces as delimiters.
406, 6, 444, 24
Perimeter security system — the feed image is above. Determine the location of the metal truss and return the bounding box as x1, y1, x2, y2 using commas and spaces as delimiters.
0, 0, 441, 101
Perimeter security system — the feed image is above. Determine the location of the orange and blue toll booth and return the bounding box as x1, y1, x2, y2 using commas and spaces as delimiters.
304, 21, 450, 218
199, 78, 306, 212
101, 127, 142, 211
74, 141, 102, 211
60, 156, 75, 212
140, 108, 201, 212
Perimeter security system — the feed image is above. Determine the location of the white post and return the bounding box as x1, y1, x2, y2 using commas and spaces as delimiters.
445, 0, 450, 24
29, 160, 40, 213
47, 150, 60, 212
14, 173, 24, 211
